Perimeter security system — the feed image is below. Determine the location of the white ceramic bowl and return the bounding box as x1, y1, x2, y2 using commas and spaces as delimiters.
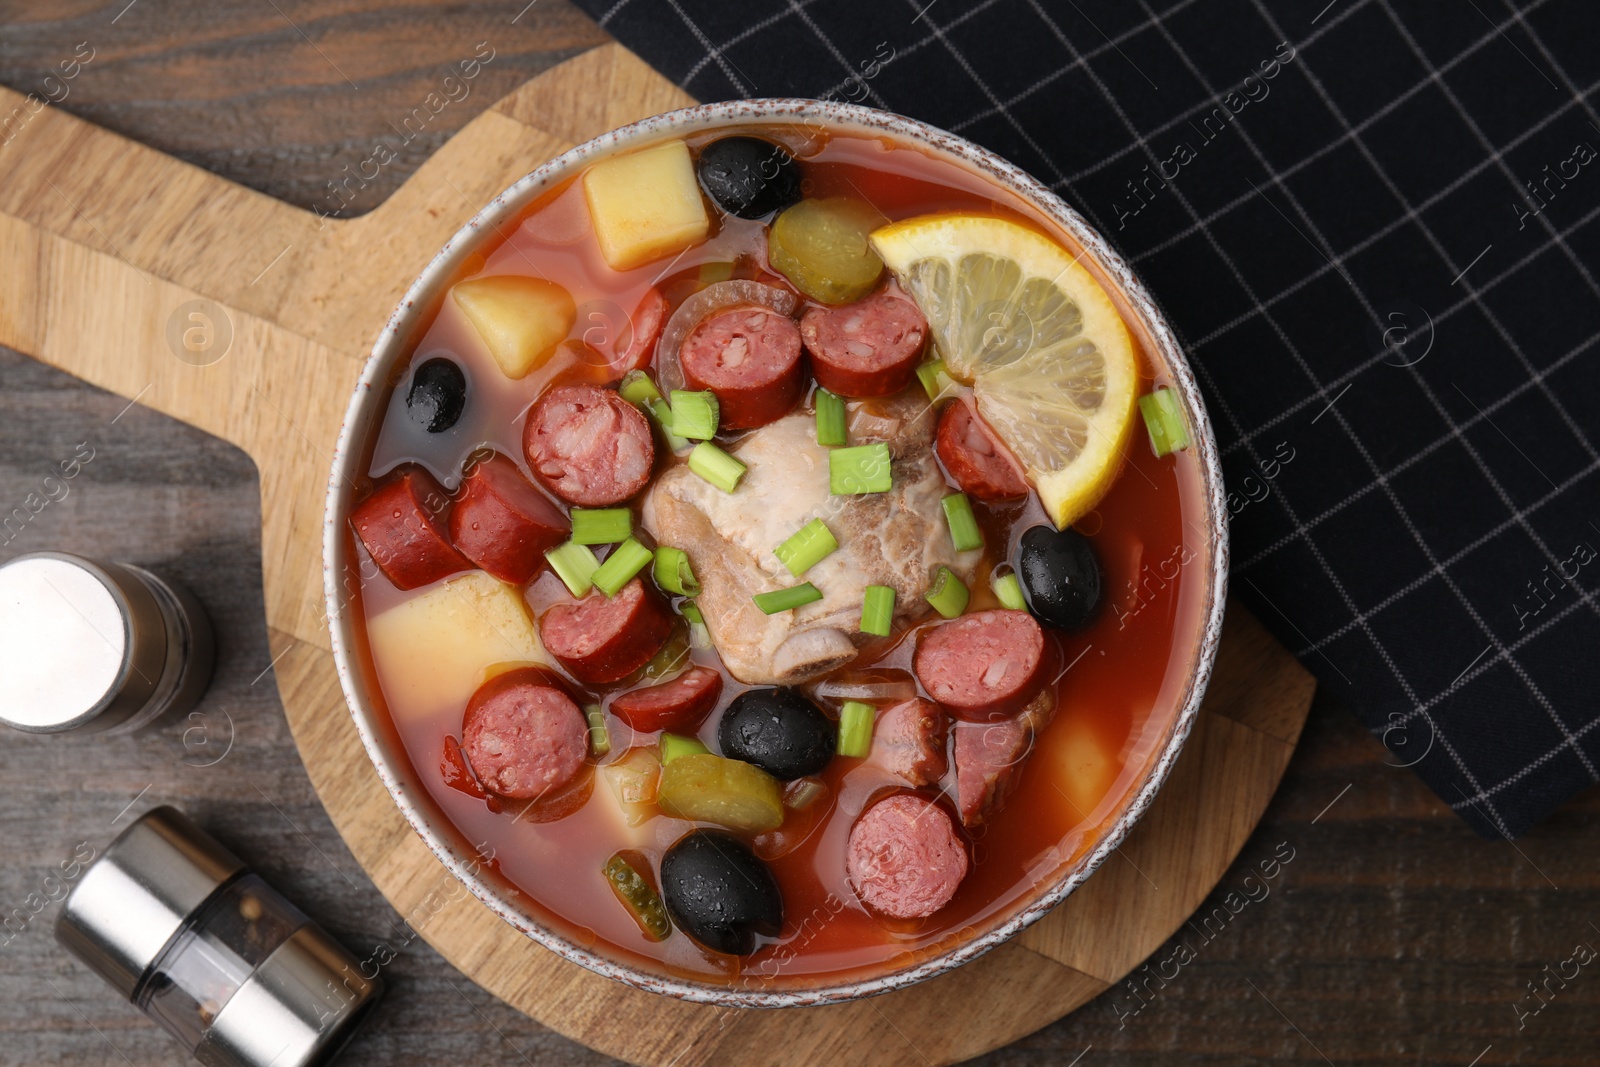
324, 99, 1229, 1007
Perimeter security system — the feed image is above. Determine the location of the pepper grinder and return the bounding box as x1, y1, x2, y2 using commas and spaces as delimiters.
57, 806, 383, 1067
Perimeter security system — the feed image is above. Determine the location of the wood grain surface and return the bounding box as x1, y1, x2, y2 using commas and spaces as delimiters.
0, 3, 1595, 1066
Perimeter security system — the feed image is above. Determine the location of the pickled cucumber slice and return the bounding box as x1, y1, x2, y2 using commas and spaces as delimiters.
768, 198, 887, 305
603, 851, 672, 941
656, 753, 784, 833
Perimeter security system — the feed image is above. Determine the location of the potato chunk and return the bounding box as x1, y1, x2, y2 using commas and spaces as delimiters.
583, 140, 710, 271
452, 275, 575, 379
1044, 712, 1119, 822
366, 570, 544, 716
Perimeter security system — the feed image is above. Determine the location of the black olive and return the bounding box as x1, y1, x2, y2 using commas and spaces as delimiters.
718, 687, 834, 780
1017, 525, 1103, 631
406, 357, 466, 433
695, 136, 803, 220
660, 829, 783, 956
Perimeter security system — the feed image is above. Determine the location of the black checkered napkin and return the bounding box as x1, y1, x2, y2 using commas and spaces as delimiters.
578, 0, 1600, 838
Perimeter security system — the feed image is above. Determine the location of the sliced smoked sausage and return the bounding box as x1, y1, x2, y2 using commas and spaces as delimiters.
540, 577, 674, 685
460, 668, 588, 799
449, 452, 569, 584
846, 794, 968, 919
608, 287, 668, 380
935, 398, 1030, 502
799, 283, 927, 398
609, 665, 723, 733
868, 697, 947, 787
524, 384, 655, 506
350, 467, 470, 591
914, 608, 1051, 721
679, 305, 804, 429
950, 689, 1054, 826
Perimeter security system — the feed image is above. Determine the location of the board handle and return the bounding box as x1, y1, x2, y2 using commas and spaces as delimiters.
0, 43, 689, 457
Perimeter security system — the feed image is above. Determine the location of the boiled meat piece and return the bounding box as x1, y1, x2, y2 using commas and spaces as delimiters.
642, 392, 978, 685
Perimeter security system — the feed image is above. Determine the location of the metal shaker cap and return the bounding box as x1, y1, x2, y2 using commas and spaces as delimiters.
0, 551, 213, 734
56, 806, 244, 998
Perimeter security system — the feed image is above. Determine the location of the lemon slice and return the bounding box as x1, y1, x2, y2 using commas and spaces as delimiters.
871, 214, 1139, 528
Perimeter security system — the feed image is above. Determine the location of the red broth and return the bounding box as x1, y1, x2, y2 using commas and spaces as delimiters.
343, 123, 1210, 990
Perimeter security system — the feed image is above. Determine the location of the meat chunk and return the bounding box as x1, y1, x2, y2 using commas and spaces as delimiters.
914, 609, 1051, 721
524, 384, 654, 506
935, 398, 1029, 502
460, 668, 588, 799
799, 283, 927, 398
642, 392, 978, 685
949, 689, 1054, 826
679, 305, 804, 429
847, 794, 968, 919
350, 467, 470, 590
540, 577, 674, 685
868, 698, 947, 787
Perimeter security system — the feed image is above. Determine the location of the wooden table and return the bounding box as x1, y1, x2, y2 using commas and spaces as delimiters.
0, 3, 1595, 1064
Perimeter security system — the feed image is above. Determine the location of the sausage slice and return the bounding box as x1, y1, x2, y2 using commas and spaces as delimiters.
679, 305, 804, 429
608, 287, 668, 379
868, 698, 947, 787
460, 669, 588, 799
540, 577, 674, 685
350, 467, 471, 591
914, 609, 1051, 721
449, 452, 569, 584
609, 665, 723, 733
950, 689, 1054, 826
935, 398, 1030, 502
799, 283, 927, 398
847, 794, 968, 919
524, 384, 655, 506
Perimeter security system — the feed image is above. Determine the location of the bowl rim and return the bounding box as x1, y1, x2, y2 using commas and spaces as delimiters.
322, 97, 1229, 1009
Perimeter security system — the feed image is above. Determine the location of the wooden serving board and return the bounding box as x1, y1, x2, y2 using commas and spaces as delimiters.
0, 43, 1313, 1066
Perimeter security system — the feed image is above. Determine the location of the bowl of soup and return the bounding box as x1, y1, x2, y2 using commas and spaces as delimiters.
323, 99, 1226, 1006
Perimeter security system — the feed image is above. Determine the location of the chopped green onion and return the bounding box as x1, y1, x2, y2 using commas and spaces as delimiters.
570, 507, 632, 545
646, 398, 690, 452
688, 619, 712, 649
619, 369, 662, 407
585, 704, 611, 758
773, 519, 838, 577
592, 538, 653, 598
603, 852, 671, 941
837, 700, 876, 758
753, 583, 823, 615
992, 569, 1027, 611
784, 777, 828, 810
829, 442, 892, 494
916, 359, 954, 402
689, 442, 746, 493
652, 545, 700, 596
925, 566, 970, 618
680, 600, 705, 625
546, 541, 600, 598
859, 584, 896, 637
668, 390, 719, 440
814, 388, 847, 447
1138, 387, 1190, 457
659, 732, 710, 763
940, 492, 984, 552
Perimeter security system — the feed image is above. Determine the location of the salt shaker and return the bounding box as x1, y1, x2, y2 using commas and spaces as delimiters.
56, 806, 383, 1067
0, 551, 214, 734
